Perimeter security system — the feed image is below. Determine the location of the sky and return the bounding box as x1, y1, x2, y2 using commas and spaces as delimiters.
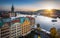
0, 0, 60, 11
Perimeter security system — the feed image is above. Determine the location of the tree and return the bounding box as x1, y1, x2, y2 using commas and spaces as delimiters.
50, 27, 57, 38
37, 24, 41, 32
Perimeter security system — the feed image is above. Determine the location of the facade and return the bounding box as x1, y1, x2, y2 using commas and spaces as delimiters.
1, 22, 10, 38
0, 18, 10, 38
26, 16, 35, 29
1, 13, 10, 18
20, 17, 31, 36
0, 17, 35, 38
9, 13, 16, 17
10, 18, 21, 38
20, 17, 35, 36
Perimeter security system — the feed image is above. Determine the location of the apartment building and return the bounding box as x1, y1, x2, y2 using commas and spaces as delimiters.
20, 17, 35, 36
10, 18, 21, 38
26, 16, 35, 29
0, 18, 11, 38
0, 17, 35, 38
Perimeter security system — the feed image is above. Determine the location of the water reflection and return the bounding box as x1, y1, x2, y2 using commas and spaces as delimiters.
35, 16, 60, 31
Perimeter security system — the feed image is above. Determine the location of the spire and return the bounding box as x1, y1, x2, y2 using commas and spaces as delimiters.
11, 4, 14, 12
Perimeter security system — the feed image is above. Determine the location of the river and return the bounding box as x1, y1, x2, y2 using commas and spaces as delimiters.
35, 15, 60, 31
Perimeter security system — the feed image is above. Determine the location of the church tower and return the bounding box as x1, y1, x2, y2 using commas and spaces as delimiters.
9, 4, 16, 17
11, 5, 14, 12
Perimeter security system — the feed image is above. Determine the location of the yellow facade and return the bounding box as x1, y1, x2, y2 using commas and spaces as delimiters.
21, 18, 31, 36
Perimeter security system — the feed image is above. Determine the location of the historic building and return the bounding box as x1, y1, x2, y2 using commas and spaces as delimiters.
9, 5, 16, 17
19, 17, 35, 36
20, 17, 30, 36
0, 18, 11, 38
0, 16, 35, 38
10, 18, 21, 38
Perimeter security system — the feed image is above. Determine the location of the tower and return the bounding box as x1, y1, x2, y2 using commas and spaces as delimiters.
10, 4, 16, 17
11, 5, 14, 12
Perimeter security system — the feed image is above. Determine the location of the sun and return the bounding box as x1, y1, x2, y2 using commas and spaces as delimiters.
46, 6, 53, 10
44, 7, 53, 14
47, 9, 52, 12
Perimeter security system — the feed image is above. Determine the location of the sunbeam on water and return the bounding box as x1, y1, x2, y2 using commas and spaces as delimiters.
35, 15, 60, 31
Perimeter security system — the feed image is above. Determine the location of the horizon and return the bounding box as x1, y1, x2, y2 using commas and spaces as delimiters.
0, 9, 60, 12
0, 0, 60, 11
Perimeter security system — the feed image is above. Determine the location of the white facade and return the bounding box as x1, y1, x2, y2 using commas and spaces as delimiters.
10, 23, 21, 38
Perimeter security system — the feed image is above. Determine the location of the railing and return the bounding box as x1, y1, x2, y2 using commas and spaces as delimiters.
41, 28, 50, 34
32, 27, 50, 35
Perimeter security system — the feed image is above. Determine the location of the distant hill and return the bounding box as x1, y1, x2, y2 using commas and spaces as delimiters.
35, 9, 60, 14
35, 9, 60, 18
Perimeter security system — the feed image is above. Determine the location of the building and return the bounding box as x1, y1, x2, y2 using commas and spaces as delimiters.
10, 18, 21, 38
19, 17, 35, 36
11, 5, 14, 13
0, 17, 21, 38
1, 13, 10, 18
20, 17, 31, 36
0, 18, 11, 38
10, 17, 35, 37
26, 16, 35, 29
0, 16, 35, 38
27, 17, 35, 26
9, 5, 16, 17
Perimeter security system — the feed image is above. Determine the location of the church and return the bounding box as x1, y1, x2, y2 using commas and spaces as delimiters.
9, 5, 16, 17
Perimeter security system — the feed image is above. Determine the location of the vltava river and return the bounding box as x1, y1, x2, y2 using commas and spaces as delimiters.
35, 15, 60, 31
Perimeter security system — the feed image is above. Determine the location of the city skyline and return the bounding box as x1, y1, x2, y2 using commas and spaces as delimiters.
0, 0, 60, 11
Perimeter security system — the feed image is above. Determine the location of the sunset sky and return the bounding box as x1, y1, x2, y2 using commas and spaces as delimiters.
0, 0, 60, 11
